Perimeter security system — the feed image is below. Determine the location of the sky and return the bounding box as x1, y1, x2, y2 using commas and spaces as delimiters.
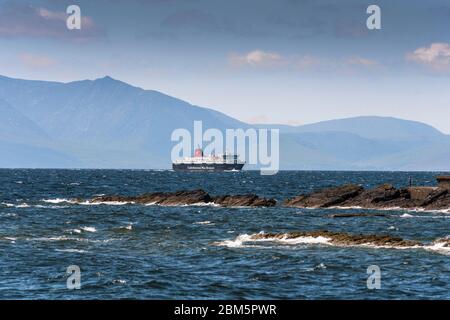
1, 0, 450, 132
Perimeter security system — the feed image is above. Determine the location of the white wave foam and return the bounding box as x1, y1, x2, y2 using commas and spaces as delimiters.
145, 202, 220, 207
144, 202, 157, 206
0, 213, 17, 217
27, 236, 112, 243
117, 224, 133, 230
79, 201, 133, 206
29, 236, 74, 242
43, 198, 133, 206
81, 226, 97, 233
1, 202, 15, 207
214, 234, 255, 248
329, 205, 450, 214
214, 232, 331, 248
1, 202, 30, 208
68, 227, 99, 234
2, 237, 17, 243
55, 249, 87, 253
424, 242, 450, 255
194, 221, 214, 225
43, 198, 77, 204
213, 232, 424, 251
277, 235, 331, 245
34, 205, 68, 209
400, 213, 414, 218
215, 231, 450, 255
112, 279, 127, 284
181, 202, 220, 207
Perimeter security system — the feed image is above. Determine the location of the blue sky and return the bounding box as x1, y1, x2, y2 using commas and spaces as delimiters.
1, 0, 450, 132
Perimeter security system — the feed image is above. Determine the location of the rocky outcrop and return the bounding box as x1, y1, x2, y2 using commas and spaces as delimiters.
283, 183, 450, 210
86, 189, 276, 207
90, 189, 212, 205
329, 213, 387, 218
283, 184, 363, 208
250, 230, 421, 247
212, 194, 276, 207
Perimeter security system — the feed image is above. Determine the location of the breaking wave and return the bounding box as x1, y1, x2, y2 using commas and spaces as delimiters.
329, 205, 450, 214
214, 231, 450, 255
194, 221, 214, 225
42, 198, 132, 206
214, 232, 332, 248
55, 249, 88, 253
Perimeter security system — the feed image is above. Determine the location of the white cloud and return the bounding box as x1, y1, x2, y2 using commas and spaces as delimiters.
229, 50, 380, 73
0, 3, 103, 41
37, 8, 66, 21
406, 43, 450, 71
229, 50, 284, 67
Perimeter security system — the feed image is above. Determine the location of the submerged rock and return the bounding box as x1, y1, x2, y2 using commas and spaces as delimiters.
86, 190, 276, 207
250, 230, 420, 247
329, 213, 387, 218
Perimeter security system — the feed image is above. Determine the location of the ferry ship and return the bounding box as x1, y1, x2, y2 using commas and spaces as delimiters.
172, 148, 245, 172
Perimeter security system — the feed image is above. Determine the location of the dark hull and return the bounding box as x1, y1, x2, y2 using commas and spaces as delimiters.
172, 163, 244, 172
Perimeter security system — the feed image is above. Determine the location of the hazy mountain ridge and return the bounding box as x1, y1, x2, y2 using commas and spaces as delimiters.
0, 74, 449, 170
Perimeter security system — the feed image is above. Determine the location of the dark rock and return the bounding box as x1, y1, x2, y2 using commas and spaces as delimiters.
421, 188, 448, 206
283, 184, 363, 208
90, 189, 211, 206
284, 183, 450, 210
370, 184, 401, 203
213, 194, 276, 207
86, 190, 276, 207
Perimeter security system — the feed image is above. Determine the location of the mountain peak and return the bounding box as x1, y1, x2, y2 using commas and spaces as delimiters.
96, 75, 118, 82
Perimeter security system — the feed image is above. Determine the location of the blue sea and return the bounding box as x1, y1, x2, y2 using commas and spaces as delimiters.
0, 169, 449, 299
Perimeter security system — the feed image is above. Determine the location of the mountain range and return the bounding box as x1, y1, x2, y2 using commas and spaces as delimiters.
1, 74, 449, 171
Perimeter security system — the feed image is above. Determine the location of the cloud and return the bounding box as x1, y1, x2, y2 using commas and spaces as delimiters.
229, 50, 379, 73
229, 50, 284, 67
346, 56, 378, 67
406, 43, 450, 71
0, 3, 105, 42
18, 53, 57, 68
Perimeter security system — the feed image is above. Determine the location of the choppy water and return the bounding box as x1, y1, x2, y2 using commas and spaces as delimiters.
0, 169, 449, 299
